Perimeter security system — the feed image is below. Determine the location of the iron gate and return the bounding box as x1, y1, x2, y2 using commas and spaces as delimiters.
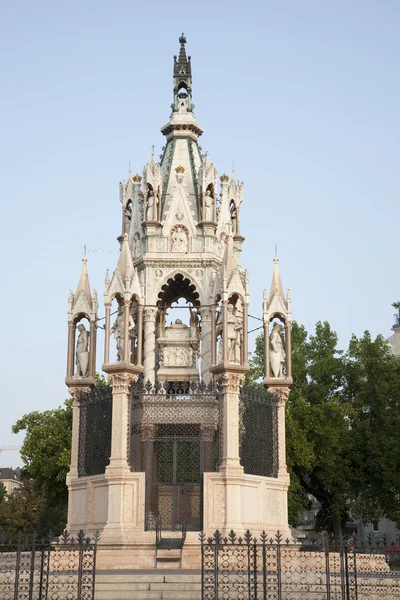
201, 530, 400, 600
146, 433, 203, 531
0, 530, 98, 600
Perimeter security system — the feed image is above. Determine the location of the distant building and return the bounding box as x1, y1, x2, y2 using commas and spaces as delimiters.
386, 308, 400, 357
0, 467, 22, 496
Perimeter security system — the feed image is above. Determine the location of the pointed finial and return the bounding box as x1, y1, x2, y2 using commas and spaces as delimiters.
179, 33, 187, 45
151, 144, 155, 154
84, 244, 87, 258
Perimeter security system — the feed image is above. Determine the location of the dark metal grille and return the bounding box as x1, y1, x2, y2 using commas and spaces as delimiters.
129, 379, 221, 473
78, 385, 112, 477
0, 530, 98, 600
146, 423, 203, 532
239, 386, 278, 478
201, 530, 400, 600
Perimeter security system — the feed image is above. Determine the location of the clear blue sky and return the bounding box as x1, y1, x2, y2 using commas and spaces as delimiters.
1, 1, 399, 466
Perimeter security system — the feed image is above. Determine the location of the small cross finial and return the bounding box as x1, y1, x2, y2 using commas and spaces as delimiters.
84, 244, 87, 258
128, 161, 131, 170
151, 144, 155, 154
274, 244, 278, 258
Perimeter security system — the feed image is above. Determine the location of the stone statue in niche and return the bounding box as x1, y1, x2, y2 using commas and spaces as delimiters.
230, 205, 237, 235
75, 324, 89, 377
111, 307, 135, 361
189, 307, 200, 339
171, 226, 188, 252
227, 304, 242, 363
146, 189, 158, 221
133, 233, 141, 257
124, 203, 132, 233
203, 189, 214, 221
269, 323, 286, 378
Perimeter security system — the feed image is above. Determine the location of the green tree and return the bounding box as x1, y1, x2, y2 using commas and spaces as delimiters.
0, 482, 6, 503
12, 403, 72, 507
248, 321, 400, 535
344, 332, 400, 526
0, 481, 46, 537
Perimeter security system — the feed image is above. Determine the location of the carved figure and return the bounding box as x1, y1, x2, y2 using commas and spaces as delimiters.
203, 189, 214, 221
146, 189, 158, 221
171, 226, 188, 252
111, 307, 135, 361
230, 205, 237, 235
217, 337, 224, 365
189, 307, 200, 339
227, 304, 241, 363
76, 324, 89, 377
124, 203, 132, 233
269, 323, 286, 378
133, 233, 141, 257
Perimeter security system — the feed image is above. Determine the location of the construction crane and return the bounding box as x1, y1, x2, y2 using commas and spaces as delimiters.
0, 446, 21, 454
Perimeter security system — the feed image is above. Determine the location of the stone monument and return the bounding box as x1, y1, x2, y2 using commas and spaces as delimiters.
65, 35, 293, 567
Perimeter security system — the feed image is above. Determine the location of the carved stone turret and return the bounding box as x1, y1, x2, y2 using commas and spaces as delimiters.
103, 234, 143, 377
263, 256, 292, 389
66, 257, 98, 388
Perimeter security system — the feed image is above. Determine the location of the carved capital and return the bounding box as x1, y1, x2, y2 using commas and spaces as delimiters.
108, 372, 138, 393
221, 372, 244, 394
140, 423, 156, 441
198, 306, 211, 321
143, 307, 158, 322
69, 386, 92, 405
269, 387, 290, 407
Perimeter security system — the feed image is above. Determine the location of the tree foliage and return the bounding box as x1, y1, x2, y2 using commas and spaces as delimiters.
248, 321, 400, 535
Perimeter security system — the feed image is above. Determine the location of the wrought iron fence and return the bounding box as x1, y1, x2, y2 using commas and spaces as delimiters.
239, 387, 278, 478
78, 385, 112, 477
201, 530, 400, 600
0, 529, 98, 600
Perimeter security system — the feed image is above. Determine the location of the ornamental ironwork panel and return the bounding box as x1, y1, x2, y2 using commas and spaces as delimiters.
146, 429, 203, 531
0, 529, 98, 600
78, 385, 112, 477
239, 386, 278, 478
201, 530, 400, 600
129, 379, 221, 473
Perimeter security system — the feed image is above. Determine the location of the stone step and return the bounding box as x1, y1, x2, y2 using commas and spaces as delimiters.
95, 592, 200, 600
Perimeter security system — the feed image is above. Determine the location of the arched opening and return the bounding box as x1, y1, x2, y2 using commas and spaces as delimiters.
156, 274, 201, 382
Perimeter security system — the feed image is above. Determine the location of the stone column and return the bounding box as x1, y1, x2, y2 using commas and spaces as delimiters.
104, 303, 111, 364
67, 323, 75, 378
143, 307, 157, 384
103, 372, 137, 542
199, 307, 212, 383
242, 304, 248, 366
123, 301, 131, 362
89, 320, 97, 377
222, 301, 228, 363
107, 373, 136, 470
219, 372, 244, 475
210, 305, 216, 367
274, 388, 290, 479
285, 323, 292, 378
136, 305, 143, 366
263, 320, 270, 379
66, 388, 85, 481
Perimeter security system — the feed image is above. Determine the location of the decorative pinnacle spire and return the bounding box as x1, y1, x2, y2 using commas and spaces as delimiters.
173, 33, 192, 113
76, 257, 92, 305
269, 256, 286, 304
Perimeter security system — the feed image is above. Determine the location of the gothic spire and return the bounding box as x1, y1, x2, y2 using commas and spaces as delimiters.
75, 257, 92, 305
172, 33, 193, 113
269, 257, 286, 304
